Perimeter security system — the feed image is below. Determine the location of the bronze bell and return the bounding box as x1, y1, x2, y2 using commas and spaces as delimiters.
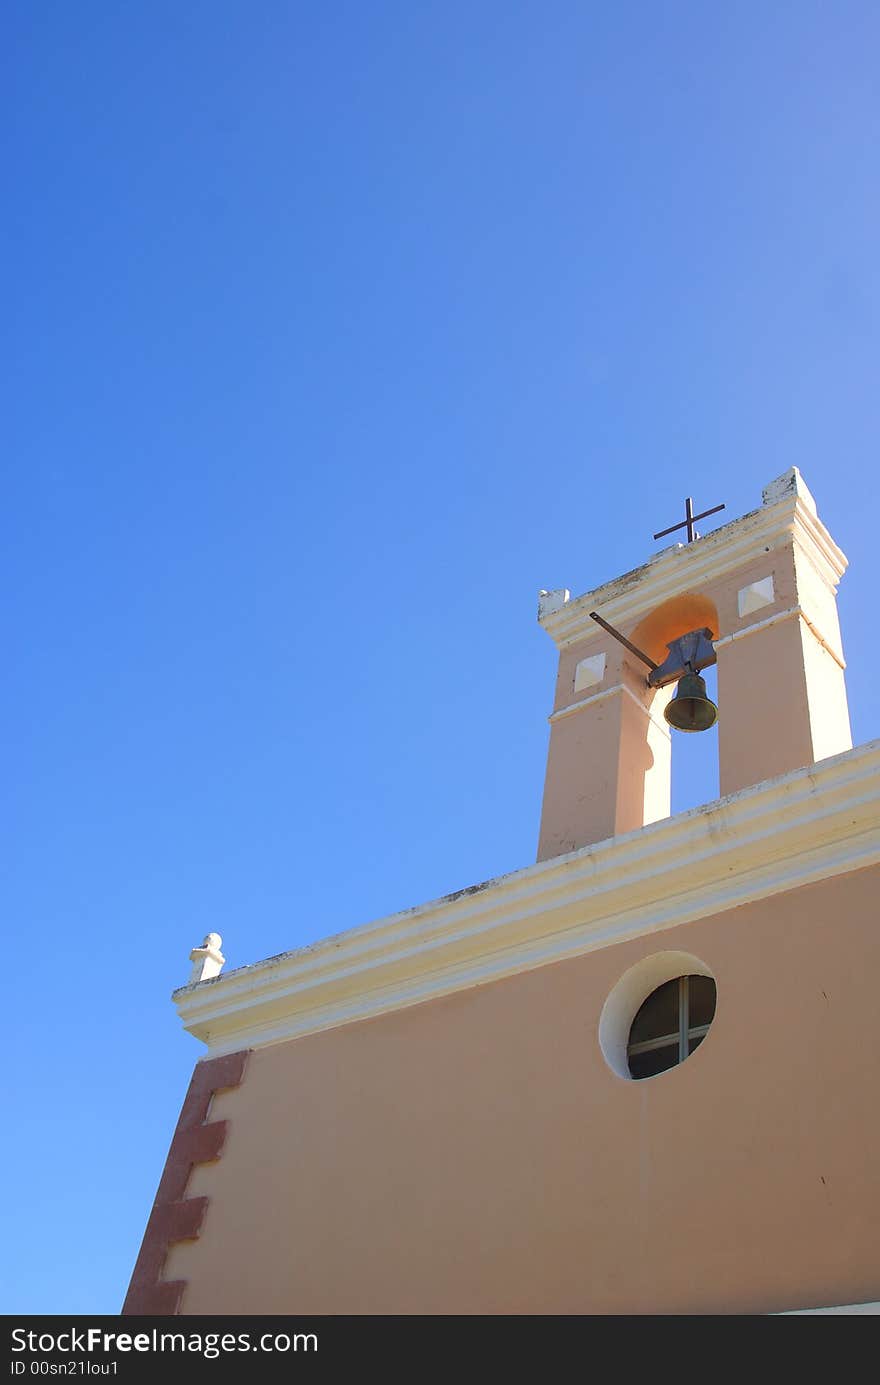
664, 671, 718, 733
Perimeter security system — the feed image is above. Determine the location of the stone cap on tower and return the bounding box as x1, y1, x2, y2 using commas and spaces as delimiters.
537, 467, 845, 653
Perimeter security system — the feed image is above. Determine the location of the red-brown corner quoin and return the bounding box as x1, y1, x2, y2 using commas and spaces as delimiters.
122, 1050, 249, 1315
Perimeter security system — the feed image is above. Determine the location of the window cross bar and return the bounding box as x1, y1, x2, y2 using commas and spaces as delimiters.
627, 1023, 711, 1058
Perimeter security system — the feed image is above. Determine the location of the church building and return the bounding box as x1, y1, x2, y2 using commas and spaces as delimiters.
124, 468, 880, 1315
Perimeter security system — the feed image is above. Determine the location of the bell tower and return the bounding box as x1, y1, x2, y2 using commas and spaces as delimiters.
536, 468, 851, 861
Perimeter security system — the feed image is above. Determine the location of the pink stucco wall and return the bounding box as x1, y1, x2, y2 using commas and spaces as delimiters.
163, 863, 880, 1315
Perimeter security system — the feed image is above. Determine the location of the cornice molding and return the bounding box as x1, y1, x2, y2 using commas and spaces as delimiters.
539, 493, 848, 652
174, 740, 880, 1056
713, 603, 846, 669
546, 680, 672, 736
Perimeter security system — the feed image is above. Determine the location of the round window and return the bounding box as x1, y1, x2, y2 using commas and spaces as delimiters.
626, 974, 717, 1080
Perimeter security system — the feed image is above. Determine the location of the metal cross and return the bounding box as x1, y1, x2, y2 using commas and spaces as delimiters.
653, 496, 725, 544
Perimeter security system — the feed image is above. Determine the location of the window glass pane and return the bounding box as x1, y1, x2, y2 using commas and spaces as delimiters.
628, 1044, 678, 1080
626, 974, 717, 1080
629, 978, 679, 1047
687, 975, 717, 1029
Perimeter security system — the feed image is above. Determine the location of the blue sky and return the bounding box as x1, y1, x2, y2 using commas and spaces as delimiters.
5, 3, 879, 1313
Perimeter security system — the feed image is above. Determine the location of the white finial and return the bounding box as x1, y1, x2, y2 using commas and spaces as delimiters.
188, 932, 225, 984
